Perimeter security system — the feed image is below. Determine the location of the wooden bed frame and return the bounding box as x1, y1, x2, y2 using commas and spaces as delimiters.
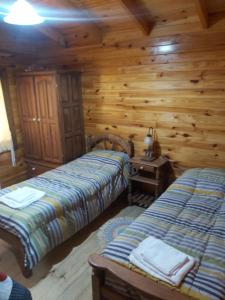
89, 254, 195, 300
88, 133, 194, 300
87, 133, 134, 158
0, 133, 134, 278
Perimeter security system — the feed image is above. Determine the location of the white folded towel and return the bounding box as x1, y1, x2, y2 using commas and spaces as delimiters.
129, 236, 196, 286
0, 187, 45, 209
140, 236, 191, 276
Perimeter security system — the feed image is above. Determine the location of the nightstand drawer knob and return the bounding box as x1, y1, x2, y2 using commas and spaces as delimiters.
140, 166, 144, 170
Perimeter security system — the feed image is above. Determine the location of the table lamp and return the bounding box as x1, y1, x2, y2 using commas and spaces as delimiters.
143, 127, 155, 161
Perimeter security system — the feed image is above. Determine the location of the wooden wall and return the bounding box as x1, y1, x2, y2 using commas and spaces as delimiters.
81, 32, 225, 171
0, 68, 27, 187
2, 1, 225, 174
35, 9, 225, 172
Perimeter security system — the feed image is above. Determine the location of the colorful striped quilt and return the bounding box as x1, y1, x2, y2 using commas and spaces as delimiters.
103, 168, 225, 300
0, 150, 129, 270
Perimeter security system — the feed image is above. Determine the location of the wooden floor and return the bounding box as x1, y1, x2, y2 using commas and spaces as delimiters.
0, 199, 127, 289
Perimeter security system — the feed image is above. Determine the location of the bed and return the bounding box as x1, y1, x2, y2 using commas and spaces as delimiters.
89, 168, 225, 300
0, 134, 134, 277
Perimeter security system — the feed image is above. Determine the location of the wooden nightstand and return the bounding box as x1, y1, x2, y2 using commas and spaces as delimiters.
128, 156, 169, 207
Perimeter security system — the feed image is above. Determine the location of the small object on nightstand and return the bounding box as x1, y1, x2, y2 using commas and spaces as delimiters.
128, 156, 169, 208
142, 127, 155, 161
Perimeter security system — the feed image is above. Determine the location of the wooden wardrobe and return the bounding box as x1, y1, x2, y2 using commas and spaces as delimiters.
16, 71, 85, 177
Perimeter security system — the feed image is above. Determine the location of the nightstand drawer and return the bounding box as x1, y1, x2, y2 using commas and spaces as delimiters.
131, 162, 154, 173
128, 156, 169, 207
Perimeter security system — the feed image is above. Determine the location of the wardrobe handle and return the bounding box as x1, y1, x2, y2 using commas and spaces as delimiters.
37, 118, 41, 122
32, 118, 36, 122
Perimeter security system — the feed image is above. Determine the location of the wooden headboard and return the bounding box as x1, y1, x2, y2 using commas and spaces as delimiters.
87, 134, 134, 157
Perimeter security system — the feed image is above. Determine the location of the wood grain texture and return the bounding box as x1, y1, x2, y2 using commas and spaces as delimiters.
58, 72, 85, 161
120, 0, 154, 35
2, 0, 225, 175
32, 0, 103, 48
89, 254, 195, 300
35, 24, 68, 48
87, 133, 134, 157
34, 74, 63, 163
34, 1, 225, 172
0, 68, 27, 187
16, 71, 85, 177
194, 0, 209, 28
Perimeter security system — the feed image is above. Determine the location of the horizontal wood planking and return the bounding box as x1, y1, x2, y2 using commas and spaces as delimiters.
6, 1, 225, 172
78, 25, 225, 170
35, 22, 225, 171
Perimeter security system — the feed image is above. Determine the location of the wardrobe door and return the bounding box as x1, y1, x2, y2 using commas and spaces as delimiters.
34, 75, 63, 163
58, 72, 85, 161
17, 76, 42, 160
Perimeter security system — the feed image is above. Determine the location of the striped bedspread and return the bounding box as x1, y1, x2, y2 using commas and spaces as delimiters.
0, 150, 129, 270
103, 168, 225, 300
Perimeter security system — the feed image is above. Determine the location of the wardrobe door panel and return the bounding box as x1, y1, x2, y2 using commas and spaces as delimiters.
40, 123, 62, 162
63, 106, 82, 133
35, 75, 63, 163
16, 76, 42, 160
17, 71, 84, 167
58, 72, 85, 162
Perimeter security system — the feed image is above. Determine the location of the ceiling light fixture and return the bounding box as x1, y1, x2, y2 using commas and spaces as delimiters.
4, 0, 44, 25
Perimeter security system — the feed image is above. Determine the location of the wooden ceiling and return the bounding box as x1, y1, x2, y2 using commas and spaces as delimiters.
0, 0, 225, 65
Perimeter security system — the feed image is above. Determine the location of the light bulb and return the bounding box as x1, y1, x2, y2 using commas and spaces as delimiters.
4, 0, 44, 26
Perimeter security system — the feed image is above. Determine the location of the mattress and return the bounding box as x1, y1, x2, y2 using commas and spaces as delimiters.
0, 150, 129, 270
103, 168, 225, 300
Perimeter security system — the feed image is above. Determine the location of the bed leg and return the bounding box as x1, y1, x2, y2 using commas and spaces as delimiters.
92, 267, 104, 300
23, 267, 33, 278
16, 246, 33, 278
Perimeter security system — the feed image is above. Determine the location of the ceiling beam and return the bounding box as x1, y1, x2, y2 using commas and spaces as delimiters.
30, 0, 102, 47
28, 0, 68, 47
121, 0, 154, 35
35, 25, 68, 48
194, 0, 209, 28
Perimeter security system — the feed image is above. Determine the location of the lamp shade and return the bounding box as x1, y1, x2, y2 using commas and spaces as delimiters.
144, 135, 153, 146
4, 0, 44, 25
